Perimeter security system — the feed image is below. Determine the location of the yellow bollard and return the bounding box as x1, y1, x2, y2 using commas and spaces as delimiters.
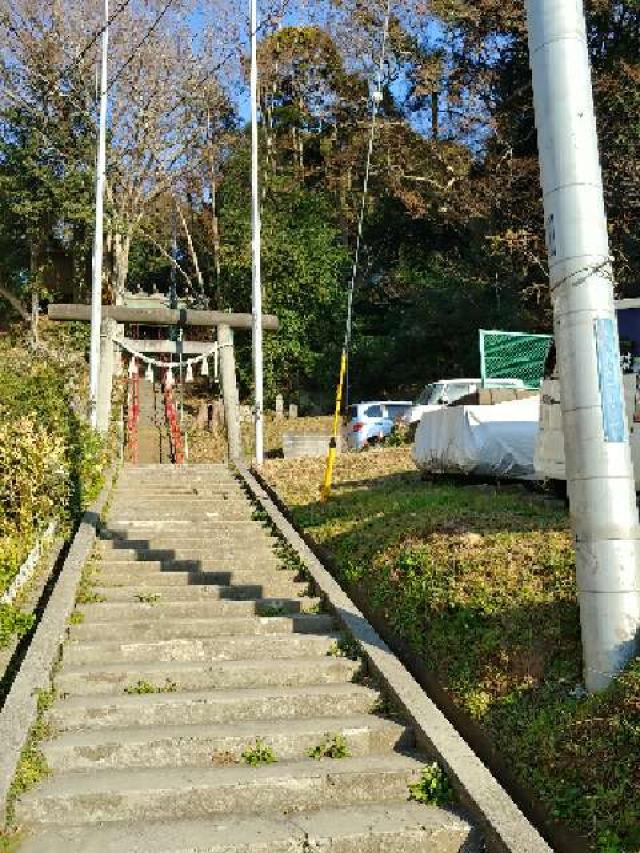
320, 349, 347, 502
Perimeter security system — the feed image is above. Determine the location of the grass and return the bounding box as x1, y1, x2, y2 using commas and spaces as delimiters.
262, 448, 640, 852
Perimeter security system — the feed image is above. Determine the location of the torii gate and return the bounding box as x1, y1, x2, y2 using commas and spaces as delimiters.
47, 304, 279, 462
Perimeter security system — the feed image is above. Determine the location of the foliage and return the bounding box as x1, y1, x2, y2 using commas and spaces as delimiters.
0, 336, 107, 656
263, 449, 639, 851
0, 605, 35, 649
408, 763, 454, 806
241, 738, 278, 767
307, 733, 351, 760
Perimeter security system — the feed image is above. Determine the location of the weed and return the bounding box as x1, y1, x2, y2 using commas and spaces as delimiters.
6, 689, 55, 825
260, 603, 288, 617
241, 738, 277, 766
307, 733, 351, 760
251, 508, 269, 524
67, 610, 84, 625
0, 830, 24, 852
76, 559, 105, 605
134, 592, 161, 605
327, 633, 360, 661
124, 678, 177, 695
408, 763, 453, 806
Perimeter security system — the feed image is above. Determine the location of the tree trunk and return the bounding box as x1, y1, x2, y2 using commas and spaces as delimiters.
431, 92, 439, 141
210, 173, 222, 308
29, 241, 42, 346
113, 231, 131, 305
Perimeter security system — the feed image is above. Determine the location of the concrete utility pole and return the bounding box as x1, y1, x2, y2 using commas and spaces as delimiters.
526, 0, 640, 691
89, 0, 109, 430
250, 0, 265, 466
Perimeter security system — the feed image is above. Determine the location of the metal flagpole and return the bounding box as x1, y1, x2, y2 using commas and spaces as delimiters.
526, 0, 640, 691
89, 0, 110, 430
250, 0, 264, 465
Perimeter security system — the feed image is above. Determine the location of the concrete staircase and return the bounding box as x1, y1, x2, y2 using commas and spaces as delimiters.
134, 381, 172, 465
16, 465, 478, 852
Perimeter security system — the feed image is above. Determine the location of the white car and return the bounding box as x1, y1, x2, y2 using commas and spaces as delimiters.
402, 378, 526, 431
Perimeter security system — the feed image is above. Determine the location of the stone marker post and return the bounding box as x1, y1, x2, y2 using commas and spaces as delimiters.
275, 394, 284, 419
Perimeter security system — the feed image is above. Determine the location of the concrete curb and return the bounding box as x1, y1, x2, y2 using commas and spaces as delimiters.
0, 468, 117, 827
238, 466, 552, 853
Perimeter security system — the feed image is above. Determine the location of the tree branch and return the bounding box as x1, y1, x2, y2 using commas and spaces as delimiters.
0, 282, 30, 322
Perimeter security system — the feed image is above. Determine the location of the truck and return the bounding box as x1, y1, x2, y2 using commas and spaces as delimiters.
535, 298, 640, 488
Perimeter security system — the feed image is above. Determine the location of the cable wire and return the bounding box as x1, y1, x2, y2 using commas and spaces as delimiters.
320, 0, 393, 501
63, 0, 134, 80
107, 0, 176, 91
344, 1, 391, 357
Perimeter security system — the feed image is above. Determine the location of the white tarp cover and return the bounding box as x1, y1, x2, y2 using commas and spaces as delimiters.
412, 396, 541, 479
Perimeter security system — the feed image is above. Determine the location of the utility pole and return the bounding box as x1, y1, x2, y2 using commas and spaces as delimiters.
89, 0, 109, 430
526, 0, 640, 691
250, 0, 264, 466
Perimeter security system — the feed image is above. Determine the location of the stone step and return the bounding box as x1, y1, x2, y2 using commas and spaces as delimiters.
112, 489, 249, 498
101, 521, 267, 536
62, 632, 340, 666
98, 536, 276, 550
90, 570, 306, 591
106, 511, 256, 524
95, 559, 281, 575
16, 754, 424, 827
77, 597, 320, 622
94, 547, 277, 562
90, 582, 310, 603
68, 614, 335, 642
55, 655, 360, 697
18, 803, 478, 853
108, 501, 254, 513
96, 557, 280, 573
43, 714, 412, 772
47, 684, 379, 732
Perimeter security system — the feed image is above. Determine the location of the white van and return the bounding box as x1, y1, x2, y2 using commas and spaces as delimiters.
402, 377, 526, 430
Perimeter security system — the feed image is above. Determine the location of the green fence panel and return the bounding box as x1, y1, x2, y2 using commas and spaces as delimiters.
480, 330, 553, 389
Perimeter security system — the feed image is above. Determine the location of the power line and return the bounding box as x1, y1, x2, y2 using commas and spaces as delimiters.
320, 0, 393, 501
63, 0, 134, 80
344, 1, 391, 356
107, 0, 176, 91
